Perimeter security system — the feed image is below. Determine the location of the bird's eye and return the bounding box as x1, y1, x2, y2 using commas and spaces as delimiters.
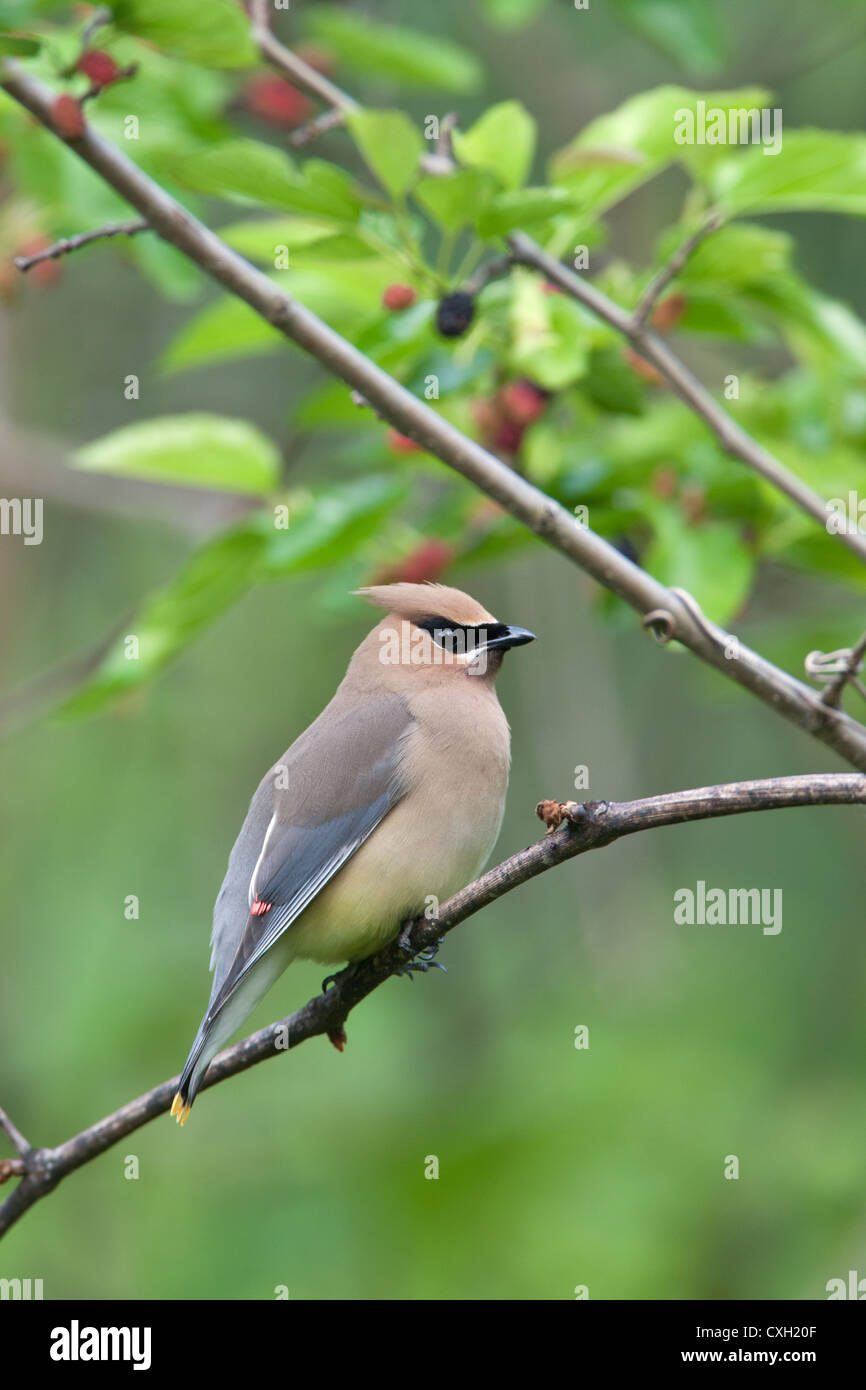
417, 617, 466, 652
433, 625, 459, 651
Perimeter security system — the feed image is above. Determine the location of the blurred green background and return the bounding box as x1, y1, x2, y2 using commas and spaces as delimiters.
2, 0, 866, 1300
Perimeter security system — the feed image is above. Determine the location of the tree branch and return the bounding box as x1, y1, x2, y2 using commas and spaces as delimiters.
811, 627, 866, 707
13, 217, 149, 271
1, 773, 863, 1238
3, 61, 866, 772
506, 231, 866, 566
248, 0, 357, 117
632, 211, 722, 326
248, 2, 452, 174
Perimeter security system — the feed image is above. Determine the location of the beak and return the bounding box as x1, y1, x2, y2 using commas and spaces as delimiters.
480, 624, 537, 654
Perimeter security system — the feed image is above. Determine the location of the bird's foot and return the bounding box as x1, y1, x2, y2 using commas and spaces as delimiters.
321, 961, 359, 993
394, 927, 447, 981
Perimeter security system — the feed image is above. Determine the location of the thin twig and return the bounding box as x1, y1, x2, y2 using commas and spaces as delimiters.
506, 230, 866, 568
0, 1104, 31, 1158
248, 3, 447, 176
289, 106, 347, 148
633, 211, 722, 327
81, 4, 111, 47
464, 253, 514, 296
14, 218, 148, 271
817, 627, 866, 707
2, 773, 864, 1238
248, 0, 358, 115
3, 62, 866, 772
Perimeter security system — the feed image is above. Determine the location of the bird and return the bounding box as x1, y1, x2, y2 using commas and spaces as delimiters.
170, 581, 536, 1124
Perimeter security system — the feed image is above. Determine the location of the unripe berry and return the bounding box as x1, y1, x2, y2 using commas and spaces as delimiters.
293, 44, 336, 77
498, 379, 548, 426
77, 51, 121, 90
386, 429, 421, 453
51, 94, 85, 139
382, 283, 416, 311
624, 347, 663, 386
17, 237, 62, 289
397, 539, 453, 583
242, 75, 313, 129
492, 419, 524, 454
651, 292, 688, 333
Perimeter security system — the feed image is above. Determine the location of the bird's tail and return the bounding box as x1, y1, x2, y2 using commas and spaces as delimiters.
171, 1018, 216, 1127
171, 945, 294, 1125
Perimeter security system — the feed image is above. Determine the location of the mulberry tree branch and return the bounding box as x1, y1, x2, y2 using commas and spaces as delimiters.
2, 772, 864, 1238
14, 218, 149, 271
506, 230, 866, 563
632, 211, 723, 326
2, 61, 866, 770
241, 16, 860, 562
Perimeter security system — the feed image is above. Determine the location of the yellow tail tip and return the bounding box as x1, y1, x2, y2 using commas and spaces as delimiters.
170, 1092, 192, 1125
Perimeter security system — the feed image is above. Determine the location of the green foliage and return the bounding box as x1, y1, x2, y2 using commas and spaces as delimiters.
346, 109, 424, 198
110, 0, 258, 68
711, 130, 866, 217
60, 475, 405, 717
2, 4, 866, 712
164, 139, 300, 208
453, 101, 537, 191
4, 0, 866, 1306
299, 8, 483, 92
74, 414, 283, 495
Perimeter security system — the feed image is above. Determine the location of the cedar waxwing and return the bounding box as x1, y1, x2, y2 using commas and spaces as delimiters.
171, 582, 535, 1124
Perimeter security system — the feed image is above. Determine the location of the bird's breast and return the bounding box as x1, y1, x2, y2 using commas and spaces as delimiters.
289, 688, 510, 964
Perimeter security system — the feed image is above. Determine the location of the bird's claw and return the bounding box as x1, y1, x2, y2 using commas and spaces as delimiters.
394, 931, 447, 980
321, 962, 358, 993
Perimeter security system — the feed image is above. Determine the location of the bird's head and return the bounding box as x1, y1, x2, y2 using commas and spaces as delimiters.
354, 581, 536, 683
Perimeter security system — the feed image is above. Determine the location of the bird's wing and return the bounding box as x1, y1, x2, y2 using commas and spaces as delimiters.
206, 693, 413, 1019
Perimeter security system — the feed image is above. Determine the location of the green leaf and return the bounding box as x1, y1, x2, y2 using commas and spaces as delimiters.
295, 159, 365, 220
582, 346, 647, 416
712, 130, 866, 217
74, 414, 281, 495
746, 273, 866, 371
346, 109, 424, 198
302, 8, 482, 92
677, 293, 767, 341
163, 139, 298, 209
0, 32, 40, 56
220, 216, 348, 262
58, 528, 265, 718
454, 101, 536, 191
258, 476, 406, 576
162, 255, 398, 373
414, 169, 496, 231
477, 186, 576, 236
551, 86, 770, 214
508, 270, 591, 389
160, 297, 283, 373
110, 0, 257, 67
663, 222, 792, 286
56, 474, 406, 718
645, 513, 755, 623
